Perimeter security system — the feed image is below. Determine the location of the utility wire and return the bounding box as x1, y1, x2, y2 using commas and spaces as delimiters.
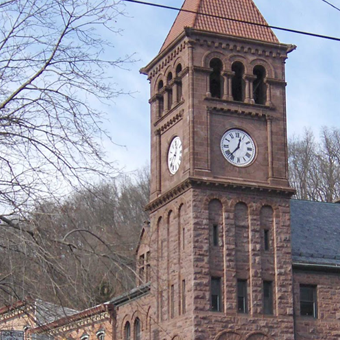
123, 0, 340, 42
321, 0, 340, 12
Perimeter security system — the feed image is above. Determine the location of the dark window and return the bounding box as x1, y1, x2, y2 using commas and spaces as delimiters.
181, 279, 186, 314
263, 281, 273, 315
134, 318, 140, 340
232, 62, 245, 102
176, 64, 182, 102
300, 285, 317, 318
264, 229, 270, 251
209, 58, 223, 98
167, 72, 173, 110
170, 284, 175, 318
211, 277, 222, 312
157, 80, 164, 116
124, 322, 131, 340
253, 65, 266, 104
237, 280, 248, 313
212, 224, 219, 246
145, 251, 151, 282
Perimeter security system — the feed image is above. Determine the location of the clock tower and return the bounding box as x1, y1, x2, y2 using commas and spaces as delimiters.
141, 0, 296, 339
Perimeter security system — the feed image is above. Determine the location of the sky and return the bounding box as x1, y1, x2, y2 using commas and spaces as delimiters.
106, 0, 340, 173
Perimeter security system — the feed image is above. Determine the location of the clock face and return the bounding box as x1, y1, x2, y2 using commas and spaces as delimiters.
220, 129, 256, 167
168, 136, 182, 174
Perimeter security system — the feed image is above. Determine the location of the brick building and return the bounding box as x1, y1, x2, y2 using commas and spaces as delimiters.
1, 1, 340, 340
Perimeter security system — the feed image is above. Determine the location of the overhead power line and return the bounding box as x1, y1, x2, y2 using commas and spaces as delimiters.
123, 0, 340, 43
321, 0, 340, 12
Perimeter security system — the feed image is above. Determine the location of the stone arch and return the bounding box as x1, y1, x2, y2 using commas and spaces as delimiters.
215, 330, 241, 340
228, 54, 248, 73
173, 56, 185, 70
246, 332, 269, 340
121, 317, 131, 340
153, 74, 165, 91
203, 51, 226, 68
131, 310, 144, 329
250, 58, 275, 79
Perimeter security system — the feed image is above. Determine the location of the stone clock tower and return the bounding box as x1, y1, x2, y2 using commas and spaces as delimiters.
141, 0, 296, 339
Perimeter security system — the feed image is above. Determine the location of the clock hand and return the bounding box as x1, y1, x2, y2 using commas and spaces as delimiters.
231, 137, 242, 155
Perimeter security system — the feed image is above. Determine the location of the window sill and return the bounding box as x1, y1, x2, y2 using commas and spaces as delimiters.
204, 96, 274, 110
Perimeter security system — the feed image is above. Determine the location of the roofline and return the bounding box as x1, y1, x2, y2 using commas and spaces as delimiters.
32, 303, 113, 333
111, 283, 150, 307
141, 27, 294, 75
0, 298, 35, 315
293, 261, 340, 273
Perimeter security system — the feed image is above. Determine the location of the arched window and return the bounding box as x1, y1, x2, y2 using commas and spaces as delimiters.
96, 331, 105, 340
176, 64, 182, 102
232, 62, 245, 102
157, 80, 164, 116
134, 318, 141, 340
253, 65, 266, 105
209, 58, 223, 98
167, 72, 173, 110
124, 321, 131, 340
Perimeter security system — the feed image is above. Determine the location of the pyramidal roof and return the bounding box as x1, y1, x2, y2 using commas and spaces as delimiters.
160, 0, 279, 52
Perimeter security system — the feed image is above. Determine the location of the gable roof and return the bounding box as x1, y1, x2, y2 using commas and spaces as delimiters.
290, 199, 340, 267
160, 0, 279, 52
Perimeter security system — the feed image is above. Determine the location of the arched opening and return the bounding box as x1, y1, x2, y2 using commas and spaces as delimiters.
134, 318, 141, 340
176, 64, 182, 102
167, 72, 173, 110
209, 58, 223, 98
157, 80, 164, 116
232, 62, 245, 102
253, 65, 266, 104
124, 322, 131, 340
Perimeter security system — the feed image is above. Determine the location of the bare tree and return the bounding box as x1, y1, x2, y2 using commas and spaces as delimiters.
0, 169, 150, 310
0, 0, 129, 217
0, 0, 147, 311
288, 127, 340, 202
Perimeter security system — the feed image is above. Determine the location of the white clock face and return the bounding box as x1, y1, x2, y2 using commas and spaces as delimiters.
168, 136, 182, 174
220, 129, 256, 167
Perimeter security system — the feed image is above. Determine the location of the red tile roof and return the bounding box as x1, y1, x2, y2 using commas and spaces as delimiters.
160, 0, 279, 52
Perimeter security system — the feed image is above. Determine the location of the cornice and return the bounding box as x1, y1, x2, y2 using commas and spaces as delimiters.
0, 305, 33, 322
154, 109, 184, 135
36, 311, 111, 335
140, 27, 295, 79
111, 284, 150, 307
186, 27, 292, 57
146, 177, 295, 212
207, 105, 272, 120
140, 37, 187, 79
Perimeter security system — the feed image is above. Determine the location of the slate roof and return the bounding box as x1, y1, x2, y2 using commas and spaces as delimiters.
290, 199, 340, 267
160, 0, 279, 52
